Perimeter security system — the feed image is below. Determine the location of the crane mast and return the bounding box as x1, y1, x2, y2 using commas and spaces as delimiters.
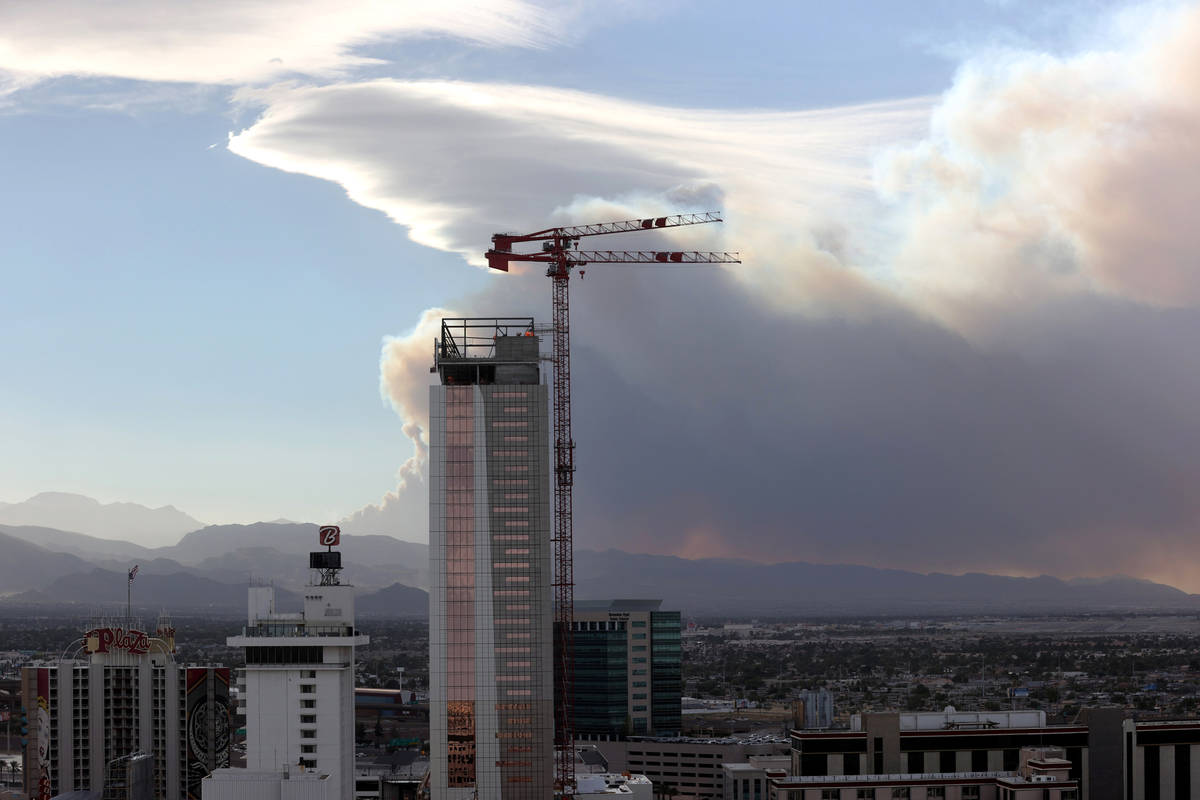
487, 213, 738, 796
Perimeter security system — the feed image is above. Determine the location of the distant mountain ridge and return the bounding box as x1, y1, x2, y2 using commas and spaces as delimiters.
0, 521, 430, 616
0, 492, 204, 546
574, 549, 1200, 616
4, 494, 1199, 617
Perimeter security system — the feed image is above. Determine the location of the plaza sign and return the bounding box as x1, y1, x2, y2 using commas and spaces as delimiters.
85, 627, 151, 655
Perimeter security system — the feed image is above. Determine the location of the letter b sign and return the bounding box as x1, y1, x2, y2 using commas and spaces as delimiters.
319, 525, 341, 547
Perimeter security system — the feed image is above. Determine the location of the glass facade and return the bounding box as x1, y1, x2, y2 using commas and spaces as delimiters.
650, 611, 682, 736
568, 603, 682, 739
430, 334, 554, 800
573, 624, 629, 736
443, 386, 477, 789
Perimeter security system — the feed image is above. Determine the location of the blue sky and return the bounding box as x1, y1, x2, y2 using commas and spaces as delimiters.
5, 0, 1200, 589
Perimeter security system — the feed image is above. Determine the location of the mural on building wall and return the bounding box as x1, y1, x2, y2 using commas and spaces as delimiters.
185, 668, 231, 799
36, 668, 51, 800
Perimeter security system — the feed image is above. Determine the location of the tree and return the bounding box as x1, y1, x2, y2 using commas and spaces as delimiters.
906, 684, 930, 711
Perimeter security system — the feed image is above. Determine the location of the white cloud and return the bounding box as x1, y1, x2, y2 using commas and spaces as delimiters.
224, 4, 1200, 586
0, 1, 562, 88
338, 307, 452, 540
879, 1, 1200, 334
227, 78, 932, 318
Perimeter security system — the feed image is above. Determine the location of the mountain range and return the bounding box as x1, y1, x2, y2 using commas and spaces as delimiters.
0, 492, 203, 547
1, 493, 1198, 617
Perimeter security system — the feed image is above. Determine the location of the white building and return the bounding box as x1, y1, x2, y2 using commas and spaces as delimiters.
201, 765, 332, 800
207, 534, 368, 800
576, 772, 654, 800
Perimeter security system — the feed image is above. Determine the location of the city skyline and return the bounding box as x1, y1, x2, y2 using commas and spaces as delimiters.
5, 1, 1200, 591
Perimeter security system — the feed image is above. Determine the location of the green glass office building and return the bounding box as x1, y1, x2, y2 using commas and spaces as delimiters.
571, 600, 682, 739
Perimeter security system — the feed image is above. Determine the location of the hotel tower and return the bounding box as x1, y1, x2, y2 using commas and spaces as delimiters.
429, 318, 555, 799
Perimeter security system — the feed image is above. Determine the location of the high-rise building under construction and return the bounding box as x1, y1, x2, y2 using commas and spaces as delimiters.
429, 318, 555, 799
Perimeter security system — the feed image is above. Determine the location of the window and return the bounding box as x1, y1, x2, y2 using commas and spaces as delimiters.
505, 521, 529, 527
633, 657, 647, 663
821, 791, 839, 800
301, 744, 315, 754
633, 645, 647, 652
503, 406, 528, 412
633, 681, 648, 687
492, 507, 529, 513
301, 730, 316, 739
505, 549, 529, 556
927, 789, 945, 800
493, 562, 530, 569
245, 646, 323, 665
856, 791, 873, 800
493, 421, 528, 428
492, 451, 528, 458
300, 715, 316, 724
632, 620, 646, 627
890, 790, 909, 800
633, 693, 647, 700
633, 705, 647, 711
503, 493, 529, 500
962, 788, 980, 800
492, 391, 527, 399
494, 479, 528, 486
300, 685, 315, 694
633, 633, 647, 640
503, 436, 528, 443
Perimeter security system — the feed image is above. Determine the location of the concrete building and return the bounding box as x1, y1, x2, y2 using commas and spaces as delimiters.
20, 618, 229, 800
429, 318, 555, 799
208, 532, 368, 799
573, 600, 682, 739
723, 755, 790, 800
788, 708, 1200, 800
200, 765, 332, 800
591, 735, 790, 800
575, 772, 654, 799
770, 745, 1078, 800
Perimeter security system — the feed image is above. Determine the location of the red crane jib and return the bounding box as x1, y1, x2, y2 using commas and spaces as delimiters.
484, 211, 734, 796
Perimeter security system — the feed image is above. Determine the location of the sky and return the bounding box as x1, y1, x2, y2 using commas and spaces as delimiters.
4, 1, 1200, 587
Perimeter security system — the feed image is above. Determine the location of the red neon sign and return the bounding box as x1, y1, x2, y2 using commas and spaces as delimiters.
86, 627, 151, 655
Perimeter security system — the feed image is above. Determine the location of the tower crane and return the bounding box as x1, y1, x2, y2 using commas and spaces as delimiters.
487, 212, 739, 794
